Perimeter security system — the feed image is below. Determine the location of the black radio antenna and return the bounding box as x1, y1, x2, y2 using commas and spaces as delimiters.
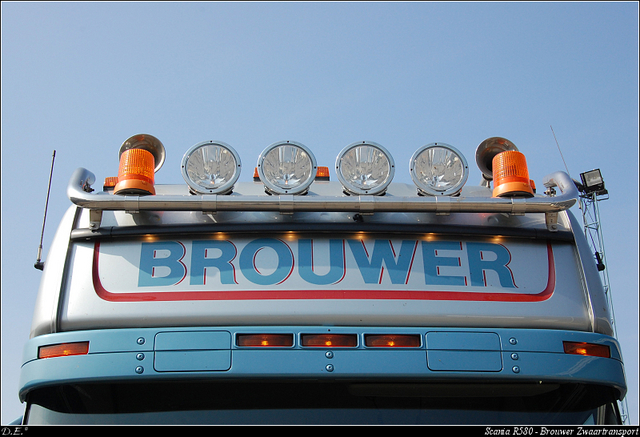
35, 150, 56, 271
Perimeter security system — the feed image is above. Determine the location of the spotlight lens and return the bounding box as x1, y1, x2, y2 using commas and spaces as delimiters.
181, 141, 241, 194
258, 141, 317, 194
336, 142, 395, 195
410, 143, 469, 196
582, 169, 603, 187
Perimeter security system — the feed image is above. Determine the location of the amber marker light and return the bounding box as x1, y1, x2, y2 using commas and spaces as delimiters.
364, 334, 421, 348
563, 341, 610, 358
103, 176, 118, 192
301, 334, 358, 347
38, 341, 90, 359
315, 166, 330, 181
236, 334, 294, 347
283, 231, 297, 241
492, 150, 534, 198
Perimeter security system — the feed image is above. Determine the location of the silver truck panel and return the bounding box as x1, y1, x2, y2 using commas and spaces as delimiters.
30, 174, 608, 338
29, 207, 77, 338
55, 234, 591, 333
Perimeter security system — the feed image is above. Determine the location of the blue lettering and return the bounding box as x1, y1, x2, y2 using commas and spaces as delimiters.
348, 240, 417, 284
190, 240, 237, 285
138, 241, 186, 287
422, 241, 466, 286
135, 238, 519, 290
467, 242, 516, 288
298, 239, 345, 285
239, 238, 294, 285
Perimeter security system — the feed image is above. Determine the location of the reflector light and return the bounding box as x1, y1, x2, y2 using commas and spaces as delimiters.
410, 143, 469, 196
114, 148, 157, 195
475, 137, 518, 182
38, 341, 89, 359
236, 334, 294, 347
563, 341, 610, 358
181, 141, 242, 194
301, 334, 358, 347
492, 151, 534, 198
336, 141, 395, 196
364, 334, 421, 348
257, 141, 317, 195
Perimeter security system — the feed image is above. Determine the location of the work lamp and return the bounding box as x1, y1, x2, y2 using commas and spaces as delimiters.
181, 141, 242, 195
410, 143, 469, 196
257, 141, 317, 195
335, 141, 395, 196
579, 169, 606, 195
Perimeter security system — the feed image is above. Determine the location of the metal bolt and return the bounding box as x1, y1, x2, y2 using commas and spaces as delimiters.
325, 364, 334, 372
135, 366, 144, 374
512, 366, 520, 374
325, 351, 334, 359
509, 337, 517, 345
136, 337, 145, 345
511, 353, 519, 360
136, 353, 145, 361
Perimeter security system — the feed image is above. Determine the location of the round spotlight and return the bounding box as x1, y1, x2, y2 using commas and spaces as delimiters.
335, 141, 395, 196
410, 143, 469, 196
181, 141, 242, 194
257, 141, 317, 195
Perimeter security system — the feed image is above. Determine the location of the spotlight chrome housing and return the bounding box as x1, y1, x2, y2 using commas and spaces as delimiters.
181, 141, 242, 194
335, 141, 395, 196
257, 140, 317, 195
410, 142, 469, 196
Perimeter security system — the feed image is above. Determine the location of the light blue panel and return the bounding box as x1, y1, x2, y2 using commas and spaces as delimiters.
154, 350, 231, 372
231, 349, 428, 377
426, 332, 500, 351
19, 327, 627, 404
154, 331, 231, 351
427, 350, 502, 371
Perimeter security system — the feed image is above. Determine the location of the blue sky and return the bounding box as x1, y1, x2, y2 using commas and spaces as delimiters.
2, 1, 638, 424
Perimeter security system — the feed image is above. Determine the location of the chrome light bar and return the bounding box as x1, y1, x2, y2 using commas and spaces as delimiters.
69, 167, 577, 232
